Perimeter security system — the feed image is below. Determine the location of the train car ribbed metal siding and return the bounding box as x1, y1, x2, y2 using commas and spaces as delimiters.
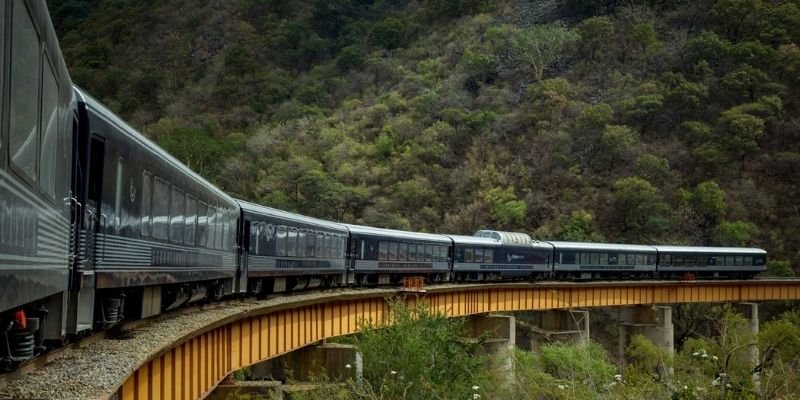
116, 281, 800, 400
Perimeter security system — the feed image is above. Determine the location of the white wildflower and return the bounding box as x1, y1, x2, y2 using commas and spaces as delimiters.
614, 374, 622, 381
390, 370, 397, 375
472, 385, 480, 391
345, 364, 352, 369
711, 355, 719, 361
472, 394, 481, 400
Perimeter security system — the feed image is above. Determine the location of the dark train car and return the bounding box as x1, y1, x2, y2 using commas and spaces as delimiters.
72, 88, 239, 329
0, 0, 76, 367
237, 200, 349, 293
344, 224, 451, 285
654, 245, 767, 279
548, 241, 657, 279
449, 230, 552, 281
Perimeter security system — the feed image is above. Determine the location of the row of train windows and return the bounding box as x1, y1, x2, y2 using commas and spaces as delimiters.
561, 252, 656, 266
377, 242, 448, 262
140, 171, 233, 250
463, 248, 494, 263
4, 3, 60, 200
660, 254, 753, 267
251, 222, 346, 259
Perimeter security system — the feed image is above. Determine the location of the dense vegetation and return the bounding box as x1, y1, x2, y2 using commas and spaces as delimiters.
48, 0, 800, 271
227, 301, 800, 399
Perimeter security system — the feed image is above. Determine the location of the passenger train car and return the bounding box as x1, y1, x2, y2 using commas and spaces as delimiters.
450, 231, 551, 281
1, 0, 76, 368
344, 224, 452, 285
238, 200, 349, 293
0, 0, 770, 371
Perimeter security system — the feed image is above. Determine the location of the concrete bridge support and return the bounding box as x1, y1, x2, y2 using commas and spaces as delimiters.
525, 309, 590, 351
618, 305, 674, 374
464, 314, 516, 386
738, 302, 759, 388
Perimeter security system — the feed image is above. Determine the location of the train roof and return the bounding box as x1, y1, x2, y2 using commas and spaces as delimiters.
344, 224, 451, 243
237, 200, 348, 232
651, 245, 766, 255
473, 230, 533, 245
546, 241, 657, 252
74, 87, 236, 205
446, 235, 502, 246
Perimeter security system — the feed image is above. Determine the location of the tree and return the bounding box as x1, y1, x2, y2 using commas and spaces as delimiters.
715, 220, 759, 246
556, 210, 605, 242
611, 177, 670, 241
618, 93, 664, 135
484, 187, 526, 228
601, 124, 638, 172
575, 16, 615, 60
714, 108, 765, 168
634, 154, 670, 184
691, 181, 726, 223
486, 23, 579, 82
369, 17, 406, 49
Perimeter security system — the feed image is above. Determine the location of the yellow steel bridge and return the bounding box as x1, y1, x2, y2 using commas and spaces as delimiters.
117, 279, 800, 400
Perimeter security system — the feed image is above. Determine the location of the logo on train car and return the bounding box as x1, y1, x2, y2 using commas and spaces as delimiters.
507, 254, 525, 262
275, 259, 331, 269
578, 265, 636, 270
480, 264, 538, 270
152, 248, 224, 268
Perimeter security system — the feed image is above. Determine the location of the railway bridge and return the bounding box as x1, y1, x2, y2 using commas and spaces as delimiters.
4, 279, 800, 400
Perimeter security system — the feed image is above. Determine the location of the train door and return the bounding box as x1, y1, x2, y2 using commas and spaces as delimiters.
84, 136, 105, 269
237, 218, 250, 293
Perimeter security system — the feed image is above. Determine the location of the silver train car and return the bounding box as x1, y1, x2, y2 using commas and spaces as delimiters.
0, 0, 76, 368
549, 241, 658, 279
450, 230, 552, 281
653, 245, 766, 279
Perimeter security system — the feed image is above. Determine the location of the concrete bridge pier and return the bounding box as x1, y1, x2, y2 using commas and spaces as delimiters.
526, 309, 590, 351
464, 314, 516, 386
738, 302, 760, 388
618, 305, 674, 374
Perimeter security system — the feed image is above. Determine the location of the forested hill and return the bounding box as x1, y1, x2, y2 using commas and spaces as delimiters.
48, 0, 800, 271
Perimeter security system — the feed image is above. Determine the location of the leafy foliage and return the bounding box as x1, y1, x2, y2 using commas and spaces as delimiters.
49, 0, 799, 268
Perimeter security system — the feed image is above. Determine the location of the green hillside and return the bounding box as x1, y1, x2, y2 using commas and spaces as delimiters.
48, 0, 800, 271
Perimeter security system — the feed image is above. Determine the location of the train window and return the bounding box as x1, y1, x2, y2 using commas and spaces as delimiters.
287, 228, 297, 256
40, 55, 59, 199
673, 255, 684, 266
579, 252, 589, 265
420, 245, 429, 261
636, 254, 645, 265
113, 158, 124, 231
223, 215, 232, 251
307, 233, 316, 258
9, 4, 40, 183
464, 248, 474, 263
323, 234, 331, 258
399, 243, 408, 261
660, 254, 671, 266
169, 187, 185, 243
197, 202, 208, 247
206, 206, 216, 248
407, 245, 416, 261
744, 256, 752, 265
475, 248, 485, 263
485, 248, 493, 262
647, 255, 655, 265
562, 252, 575, 264
589, 253, 599, 265
141, 172, 152, 236
249, 221, 259, 253
599, 253, 608, 265
388, 242, 398, 261
215, 209, 224, 250
152, 178, 170, 240
735, 256, 743, 266
0, 2, 3, 153
296, 231, 305, 257
337, 236, 345, 259
378, 242, 388, 261
185, 195, 197, 245
275, 226, 287, 256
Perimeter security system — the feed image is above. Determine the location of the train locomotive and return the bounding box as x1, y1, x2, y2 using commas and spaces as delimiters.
0, 0, 768, 370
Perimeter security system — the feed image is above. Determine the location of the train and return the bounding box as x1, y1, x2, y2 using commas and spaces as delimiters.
0, 0, 767, 370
